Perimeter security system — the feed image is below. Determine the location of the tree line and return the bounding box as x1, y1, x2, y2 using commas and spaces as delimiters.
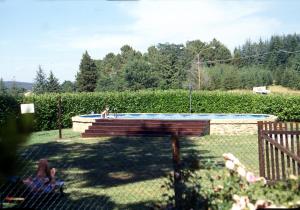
30, 33, 300, 94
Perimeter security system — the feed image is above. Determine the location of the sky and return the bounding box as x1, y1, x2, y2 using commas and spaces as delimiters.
0, 0, 300, 83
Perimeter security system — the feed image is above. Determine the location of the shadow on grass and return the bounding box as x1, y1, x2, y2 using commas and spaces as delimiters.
3, 135, 218, 209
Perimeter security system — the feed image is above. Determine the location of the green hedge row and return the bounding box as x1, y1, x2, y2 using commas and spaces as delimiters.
0, 94, 21, 126
0, 95, 20, 126
24, 90, 300, 131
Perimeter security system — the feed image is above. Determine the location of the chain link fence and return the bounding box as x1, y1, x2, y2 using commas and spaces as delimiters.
0, 134, 259, 209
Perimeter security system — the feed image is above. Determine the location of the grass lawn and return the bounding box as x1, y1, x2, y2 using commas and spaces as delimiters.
8, 129, 259, 209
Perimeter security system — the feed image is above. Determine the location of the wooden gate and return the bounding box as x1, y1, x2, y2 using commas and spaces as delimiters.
258, 121, 300, 181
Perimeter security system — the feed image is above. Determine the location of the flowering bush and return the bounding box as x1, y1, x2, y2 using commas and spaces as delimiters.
158, 154, 300, 210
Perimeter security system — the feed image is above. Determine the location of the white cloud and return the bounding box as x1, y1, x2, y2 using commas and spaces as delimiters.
67, 0, 281, 55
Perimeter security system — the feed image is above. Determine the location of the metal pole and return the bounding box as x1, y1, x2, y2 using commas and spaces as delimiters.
197, 54, 200, 90
189, 84, 192, 113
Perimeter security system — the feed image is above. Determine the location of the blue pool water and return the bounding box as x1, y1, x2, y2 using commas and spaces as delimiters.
80, 113, 271, 120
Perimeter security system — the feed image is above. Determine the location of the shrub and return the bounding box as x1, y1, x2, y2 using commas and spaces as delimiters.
24, 90, 300, 131
158, 154, 300, 210
0, 94, 20, 126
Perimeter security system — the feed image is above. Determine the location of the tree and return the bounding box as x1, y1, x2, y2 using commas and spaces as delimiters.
120, 45, 141, 64
46, 71, 61, 93
0, 78, 7, 95
76, 51, 98, 92
61, 80, 75, 92
9, 80, 25, 97
33, 66, 47, 94
154, 43, 189, 89
124, 59, 158, 90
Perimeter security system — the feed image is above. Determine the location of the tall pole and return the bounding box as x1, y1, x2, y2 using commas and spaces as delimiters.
197, 53, 201, 90
189, 84, 192, 113
196, 46, 215, 90
58, 96, 62, 139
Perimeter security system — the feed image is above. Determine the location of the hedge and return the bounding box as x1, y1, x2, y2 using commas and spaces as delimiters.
0, 95, 20, 126
24, 90, 300, 131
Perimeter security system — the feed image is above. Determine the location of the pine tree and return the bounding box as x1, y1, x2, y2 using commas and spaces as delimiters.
46, 71, 61, 93
0, 78, 7, 95
33, 66, 47, 94
76, 51, 98, 92
61, 80, 75, 92
9, 80, 24, 97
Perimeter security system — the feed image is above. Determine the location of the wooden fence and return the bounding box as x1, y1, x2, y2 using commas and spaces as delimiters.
258, 121, 300, 181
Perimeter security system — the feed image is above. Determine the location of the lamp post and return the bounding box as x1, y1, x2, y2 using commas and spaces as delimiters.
197, 46, 215, 90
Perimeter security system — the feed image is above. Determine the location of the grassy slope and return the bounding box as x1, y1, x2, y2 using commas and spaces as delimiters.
20, 129, 258, 209
229, 85, 300, 95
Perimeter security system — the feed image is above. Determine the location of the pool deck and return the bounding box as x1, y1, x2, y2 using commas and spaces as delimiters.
81, 119, 211, 138
72, 114, 277, 135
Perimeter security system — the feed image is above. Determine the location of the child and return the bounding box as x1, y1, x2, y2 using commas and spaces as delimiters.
101, 106, 109, 118
23, 159, 56, 192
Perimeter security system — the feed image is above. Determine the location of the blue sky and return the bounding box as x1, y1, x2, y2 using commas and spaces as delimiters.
0, 0, 300, 83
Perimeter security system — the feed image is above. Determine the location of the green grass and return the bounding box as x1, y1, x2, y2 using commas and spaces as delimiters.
16, 129, 259, 209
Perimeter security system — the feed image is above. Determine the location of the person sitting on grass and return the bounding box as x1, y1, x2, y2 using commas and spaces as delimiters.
23, 159, 57, 192
101, 106, 109, 118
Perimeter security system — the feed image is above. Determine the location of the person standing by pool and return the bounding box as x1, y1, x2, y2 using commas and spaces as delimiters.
101, 106, 109, 118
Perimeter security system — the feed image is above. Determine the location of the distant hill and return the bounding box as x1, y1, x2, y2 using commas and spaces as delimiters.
4, 81, 33, 90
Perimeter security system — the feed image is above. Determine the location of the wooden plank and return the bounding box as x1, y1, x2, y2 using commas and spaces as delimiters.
284, 122, 290, 174
171, 134, 182, 210
274, 122, 280, 180
93, 120, 210, 125
95, 119, 210, 124
82, 131, 207, 137
89, 124, 209, 129
263, 134, 300, 164
86, 128, 206, 133
279, 123, 285, 179
265, 122, 270, 179
296, 123, 300, 175
269, 122, 275, 180
264, 131, 300, 135
57, 96, 62, 139
290, 123, 296, 175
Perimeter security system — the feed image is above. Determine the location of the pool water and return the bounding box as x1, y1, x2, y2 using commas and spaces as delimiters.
80, 113, 271, 120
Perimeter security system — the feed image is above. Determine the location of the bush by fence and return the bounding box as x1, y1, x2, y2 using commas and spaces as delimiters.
0, 95, 20, 126
24, 90, 300, 131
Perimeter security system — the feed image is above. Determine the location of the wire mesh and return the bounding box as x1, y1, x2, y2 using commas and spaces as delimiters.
0, 134, 259, 209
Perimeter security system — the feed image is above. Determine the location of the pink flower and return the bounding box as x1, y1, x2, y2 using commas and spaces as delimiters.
225, 160, 235, 170
246, 172, 257, 183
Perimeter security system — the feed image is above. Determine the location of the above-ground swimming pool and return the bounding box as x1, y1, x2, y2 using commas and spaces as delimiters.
72, 113, 277, 135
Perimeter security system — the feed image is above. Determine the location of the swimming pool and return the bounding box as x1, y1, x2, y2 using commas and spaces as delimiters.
72, 113, 277, 135
79, 113, 271, 120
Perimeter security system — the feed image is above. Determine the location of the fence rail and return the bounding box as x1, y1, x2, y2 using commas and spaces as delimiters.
258, 121, 300, 181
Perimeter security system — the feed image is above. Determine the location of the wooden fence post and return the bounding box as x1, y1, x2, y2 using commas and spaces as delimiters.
58, 96, 62, 139
171, 134, 182, 210
258, 121, 265, 177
